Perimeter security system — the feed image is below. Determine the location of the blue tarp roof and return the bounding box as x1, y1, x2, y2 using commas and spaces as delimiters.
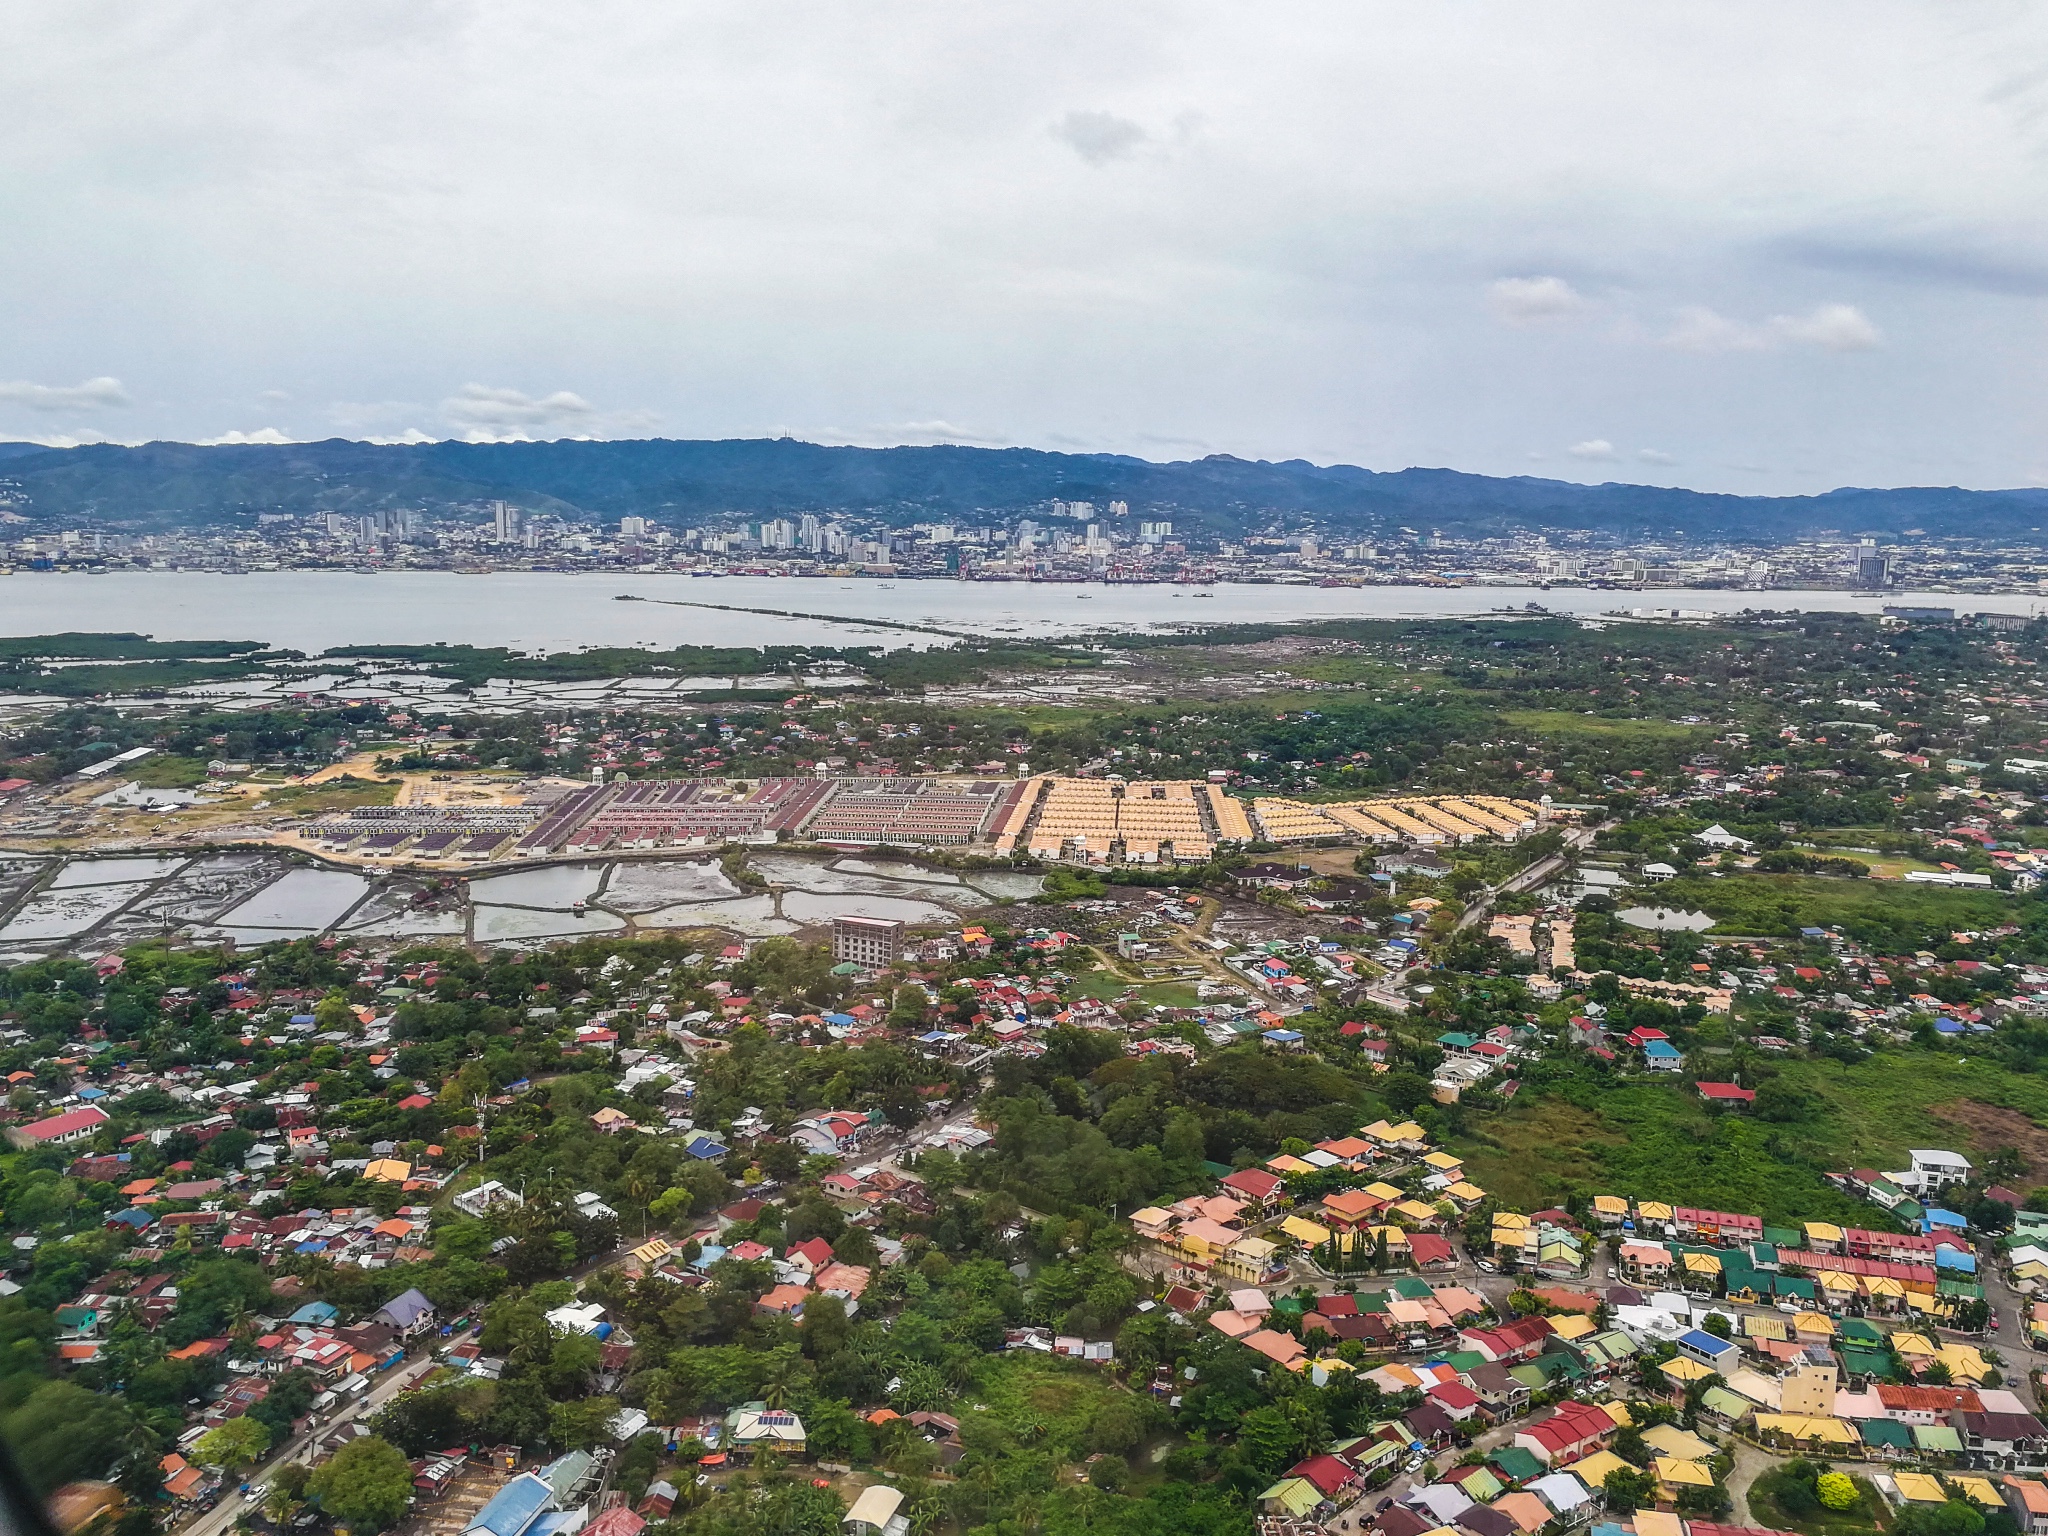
1645, 1040, 1682, 1058
108, 1207, 153, 1228
466, 1473, 553, 1536
1678, 1329, 1735, 1354
822, 1013, 857, 1025
1935, 1247, 1977, 1273
288, 1301, 338, 1324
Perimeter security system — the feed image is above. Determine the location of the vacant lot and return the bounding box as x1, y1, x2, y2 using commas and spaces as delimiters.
1447, 1053, 2048, 1223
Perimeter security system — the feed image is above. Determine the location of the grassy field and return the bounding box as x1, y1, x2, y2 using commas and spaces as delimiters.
1065, 963, 1135, 1002
1450, 1048, 2048, 1221
1826, 851, 1951, 879
1656, 871, 2019, 945
972, 1352, 1144, 1463
1133, 982, 1201, 1008
253, 779, 402, 814
1747, 1471, 1885, 1536
1774, 1053, 2048, 1180
127, 755, 212, 789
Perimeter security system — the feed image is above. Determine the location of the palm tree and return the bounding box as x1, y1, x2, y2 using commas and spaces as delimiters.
906, 1489, 945, 1536
760, 1352, 800, 1411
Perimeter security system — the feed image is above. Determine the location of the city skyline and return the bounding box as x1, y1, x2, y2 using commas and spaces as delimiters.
3, 4, 2048, 494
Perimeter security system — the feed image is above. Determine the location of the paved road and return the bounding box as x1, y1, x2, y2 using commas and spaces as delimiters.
1456, 823, 1601, 932
173, 1351, 442, 1536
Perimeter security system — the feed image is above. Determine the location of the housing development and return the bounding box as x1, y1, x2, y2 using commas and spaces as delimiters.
11, 605, 2048, 1536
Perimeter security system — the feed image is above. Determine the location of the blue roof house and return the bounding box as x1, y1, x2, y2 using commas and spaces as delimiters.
1675, 1328, 1740, 1372
1643, 1040, 1684, 1071
466, 1474, 555, 1536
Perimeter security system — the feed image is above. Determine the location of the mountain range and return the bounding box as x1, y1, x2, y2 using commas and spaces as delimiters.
4, 437, 2047, 542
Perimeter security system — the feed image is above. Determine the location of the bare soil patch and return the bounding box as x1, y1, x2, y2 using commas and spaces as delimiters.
1931, 1098, 2048, 1181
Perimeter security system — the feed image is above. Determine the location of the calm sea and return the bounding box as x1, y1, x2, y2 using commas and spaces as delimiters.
0, 571, 2031, 652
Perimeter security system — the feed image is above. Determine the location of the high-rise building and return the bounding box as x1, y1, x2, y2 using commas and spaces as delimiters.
1108, 500, 1129, 517
492, 501, 522, 542
1854, 539, 1892, 588
620, 516, 647, 537
833, 916, 903, 969
799, 514, 823, 551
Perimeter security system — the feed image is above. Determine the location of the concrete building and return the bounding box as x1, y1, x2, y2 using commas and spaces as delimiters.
833, 916, 903, 969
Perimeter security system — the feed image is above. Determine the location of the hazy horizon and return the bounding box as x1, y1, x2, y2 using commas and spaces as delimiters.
5, 3, 2048, 495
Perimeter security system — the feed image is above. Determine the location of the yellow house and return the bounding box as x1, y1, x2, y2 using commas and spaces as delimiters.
1658, 1356, 1716, 1386
1218, 1235, 1278, 1282
1952, 1477, 2004, 1510
1636, 1200, 1674, 1228
1568, 1451, 1633, 1491
1279, 1215, 1332, 1248
1592, 1195, 1631, 1225
1939, 1343, 1991, 1383
1654, 1459, 1715, 1500
1803, 1220, 1845, 1253
1422, 1151, 1464, 1174
364, 1158, 412, 1184
1893, 1473, 1950, 1506
1643, 1425, 1717, 1462
1129, 1207, 1176, 1242
1754, 1414, 1857, 1449
1444, 1180, 1487, 1207
1176, 1217, 1241, 1263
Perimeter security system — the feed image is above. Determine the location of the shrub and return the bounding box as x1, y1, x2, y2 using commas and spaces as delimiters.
1817, 1473, 1857, 1511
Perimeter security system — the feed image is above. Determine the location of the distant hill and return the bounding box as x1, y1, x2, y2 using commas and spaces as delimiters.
3, 436, 2046, 542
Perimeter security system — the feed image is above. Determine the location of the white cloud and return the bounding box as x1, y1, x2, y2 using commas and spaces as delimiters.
9, 430, 118, 449
1486, 276, 1588, 326
197, 427, 296, 445
1051, 110, 1148, 166
1664, 302, 1881, 354
1663, 306, 1775, 354
1771, 302, 1882, 351
440, 384, 598, 440
1567, 438, 1618, 461
1637, 448, 1676, 464
0, 376, 131, 412
0, 5, 2019, 490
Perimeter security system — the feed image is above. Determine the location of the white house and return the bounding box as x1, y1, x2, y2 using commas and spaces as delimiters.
1696, 824, 1755, 851
453, 1180, 523, 1217
1891, 1149, 1972, 1193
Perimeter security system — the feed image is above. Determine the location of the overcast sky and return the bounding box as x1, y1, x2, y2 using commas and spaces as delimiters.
3, 2, 2047, 493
